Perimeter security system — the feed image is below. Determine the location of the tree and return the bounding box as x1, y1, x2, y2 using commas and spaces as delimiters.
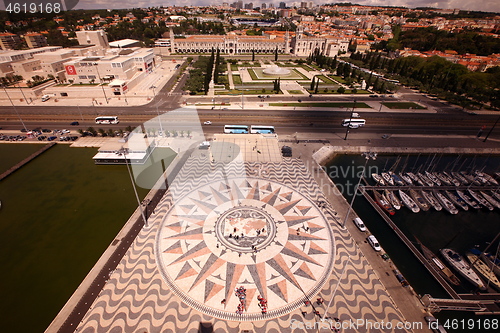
252, 49, 255, 62
274, 47, 278, 61
310, 76, 315, 91
337, 86, 345, 94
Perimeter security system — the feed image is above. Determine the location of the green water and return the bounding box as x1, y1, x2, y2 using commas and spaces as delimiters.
0, 143, 45, 174
327, 154, 500, 332
0, 144, 156, 333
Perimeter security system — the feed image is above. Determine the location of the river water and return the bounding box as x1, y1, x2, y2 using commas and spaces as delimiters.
0, 144, 175, 332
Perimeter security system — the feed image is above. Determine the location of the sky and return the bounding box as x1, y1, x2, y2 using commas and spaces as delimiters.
73, 1, 500, 13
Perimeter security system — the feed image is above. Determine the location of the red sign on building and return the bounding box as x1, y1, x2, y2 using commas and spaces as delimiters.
65, 65, 77, 75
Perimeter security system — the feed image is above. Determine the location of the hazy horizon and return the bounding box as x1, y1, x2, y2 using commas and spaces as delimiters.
69, 1, 499, 13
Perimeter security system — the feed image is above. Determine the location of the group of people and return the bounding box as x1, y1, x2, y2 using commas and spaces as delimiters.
235, 286, 246, 315
257, 295, 268, 314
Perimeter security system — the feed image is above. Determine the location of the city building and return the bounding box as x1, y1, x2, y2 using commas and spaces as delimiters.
0, 33, 21, 50
292, 26, 349, 57
171, 31, 290, 54
62, 48, 155, 85
76, 30, 110, 48
24, 33, 48, 49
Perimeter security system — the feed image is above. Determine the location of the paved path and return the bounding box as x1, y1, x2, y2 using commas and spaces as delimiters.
70, 136, 426, 333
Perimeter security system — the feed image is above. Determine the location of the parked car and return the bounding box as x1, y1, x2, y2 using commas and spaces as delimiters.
199, 141, 210, 149
70, 121, 79, 126
42, 129, 51, 133
41, 94, 50, 102
47, 136, 57, 141
367, 235, 381, 251
61, 129, 70, 134
353, 217, 367, 232
281, 146, 292, 157
37, 136, 47, 141
203, 121, 212, 125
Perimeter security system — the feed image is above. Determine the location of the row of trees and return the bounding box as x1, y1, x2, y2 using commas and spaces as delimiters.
185, 50, 226, 95
307, 48, 393, 93
349, 51, 500, 109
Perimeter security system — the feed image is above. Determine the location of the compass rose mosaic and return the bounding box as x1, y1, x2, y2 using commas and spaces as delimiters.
156, 178, 335, 320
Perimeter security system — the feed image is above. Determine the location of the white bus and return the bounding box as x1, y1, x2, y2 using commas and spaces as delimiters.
95, 116, 119, 125
250, 125, 275, 134
224, 125, 249, 134
341, 118, 365, 129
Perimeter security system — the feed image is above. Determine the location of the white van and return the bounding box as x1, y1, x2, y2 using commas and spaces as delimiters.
353, 217, 367, 232
341, 118, 365, 129
41, 94, 50, 102
367, 235, 381, 251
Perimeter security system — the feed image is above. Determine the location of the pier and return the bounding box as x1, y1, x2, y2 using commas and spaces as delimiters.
359, 186, 460, 299
360, 182, 500, 314
0, 142, 56, 181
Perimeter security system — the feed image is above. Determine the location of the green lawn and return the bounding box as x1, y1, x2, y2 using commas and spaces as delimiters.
230, 64, 239, 71
382, 102, 426, 109
287, 90, 304, 94
316, 75, 335, 84
299, 64, 315, 71
232, 75, 242, 84
269, 102, 371, 108
216, 89, 282, 95
328, 75, 347, 84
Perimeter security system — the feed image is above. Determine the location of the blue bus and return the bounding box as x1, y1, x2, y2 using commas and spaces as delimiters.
250, 125, 275, 134
224, 125, 249, 134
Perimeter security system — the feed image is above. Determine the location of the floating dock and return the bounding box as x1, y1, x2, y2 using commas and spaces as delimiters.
0, 142, 56, 181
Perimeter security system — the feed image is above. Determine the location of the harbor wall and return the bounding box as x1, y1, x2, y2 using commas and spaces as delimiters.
313, 145, 500, 167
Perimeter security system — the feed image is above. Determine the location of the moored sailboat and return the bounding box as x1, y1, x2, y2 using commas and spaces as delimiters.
445, 190, 469, 211
371, 173, 385, 186
456, 190, 481, 209
466, 250, 500, 291
373, 190, 396, 215
409, 189, 430, 211
433, 190, 459, 214
440, 248, 486, 291
417, 240, 460, 286
480, 191, 500, 210
385, 189, 401, 210
468, 190, 494, 211
421, 190, 442, 211
398, 190, 420, 213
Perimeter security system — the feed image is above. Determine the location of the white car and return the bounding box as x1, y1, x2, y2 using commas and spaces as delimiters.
199, 141, 210, 149
41, 94, 50, 102
203, 121, 212, 125
367, 235, 381, 251
61, 129, 70, 134
353, 217, 367, 232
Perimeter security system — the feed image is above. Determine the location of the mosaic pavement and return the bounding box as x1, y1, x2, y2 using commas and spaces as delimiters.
76, 153, 413, 333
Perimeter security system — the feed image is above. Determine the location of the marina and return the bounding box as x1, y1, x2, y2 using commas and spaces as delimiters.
328, 153, 500, 320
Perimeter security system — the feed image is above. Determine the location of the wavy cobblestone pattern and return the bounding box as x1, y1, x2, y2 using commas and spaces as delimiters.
77, 156, 412, 333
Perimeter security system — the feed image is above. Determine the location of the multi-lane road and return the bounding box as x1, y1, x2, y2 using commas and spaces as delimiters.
1, 83, 499, 140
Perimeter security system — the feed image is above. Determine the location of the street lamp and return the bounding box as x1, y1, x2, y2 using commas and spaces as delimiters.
120, 147, 148, 228
93, 62, 109, 104
483, 113, 500, 143
342, 151, 377, 227
150, 85, 164, 135
2, 83, 28, 131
